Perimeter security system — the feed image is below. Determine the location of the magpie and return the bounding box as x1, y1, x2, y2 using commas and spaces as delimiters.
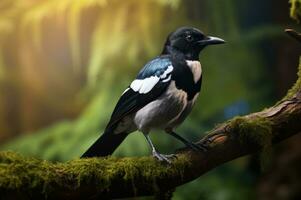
81, 27, 225, 162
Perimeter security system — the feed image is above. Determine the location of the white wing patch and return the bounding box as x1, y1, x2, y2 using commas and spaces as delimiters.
130, 65, 173, 94
130, 76, 160, 94
160, 65, 173, 79
162, 75, 171, 82
186, 60, 202, 83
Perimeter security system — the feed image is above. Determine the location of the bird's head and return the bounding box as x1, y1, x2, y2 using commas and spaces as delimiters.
161, 27, 225, 60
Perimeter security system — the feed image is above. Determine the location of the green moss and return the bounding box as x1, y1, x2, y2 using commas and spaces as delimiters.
0, 151, 191, 197
229, 117, 273, 148
290, 0, 301, 22
283, 57, 301, 101
229, 116, 273, 169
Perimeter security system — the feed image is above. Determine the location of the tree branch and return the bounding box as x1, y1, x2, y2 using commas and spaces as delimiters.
1, 30, 301, 200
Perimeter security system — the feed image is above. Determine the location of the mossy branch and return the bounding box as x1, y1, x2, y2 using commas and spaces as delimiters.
2, 31, 301, 199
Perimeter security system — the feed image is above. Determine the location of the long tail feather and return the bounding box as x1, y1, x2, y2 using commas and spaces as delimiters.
81, 131, 127, 158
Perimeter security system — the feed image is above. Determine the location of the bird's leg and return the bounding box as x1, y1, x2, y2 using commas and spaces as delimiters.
165, 130, 208, 152
143, 133, 174, 163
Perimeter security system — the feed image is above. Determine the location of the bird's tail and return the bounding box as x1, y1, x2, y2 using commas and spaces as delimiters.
81, 130, 128, 158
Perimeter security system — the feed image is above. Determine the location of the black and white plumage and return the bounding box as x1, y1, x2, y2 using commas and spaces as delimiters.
81, 27, 225, 162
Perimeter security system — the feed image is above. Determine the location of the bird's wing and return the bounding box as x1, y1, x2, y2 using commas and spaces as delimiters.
105, 56, 173, 131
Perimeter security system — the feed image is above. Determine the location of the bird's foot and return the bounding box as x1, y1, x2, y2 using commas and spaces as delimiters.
152, 151, 176, 164
185, 141, 208, 152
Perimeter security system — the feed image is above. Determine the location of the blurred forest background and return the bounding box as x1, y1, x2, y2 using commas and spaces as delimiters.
0, 0, 301, 199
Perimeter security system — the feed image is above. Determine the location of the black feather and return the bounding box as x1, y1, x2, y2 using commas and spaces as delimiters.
81, 130, 128, 158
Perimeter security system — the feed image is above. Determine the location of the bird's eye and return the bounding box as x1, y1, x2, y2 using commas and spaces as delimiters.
186, 34, 193, 42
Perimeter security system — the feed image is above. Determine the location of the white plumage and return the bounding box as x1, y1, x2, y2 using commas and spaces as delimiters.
131, 76, 159, 94
186, 60, 202, 83
130, 65, 173, 94
160, 65, 173, 79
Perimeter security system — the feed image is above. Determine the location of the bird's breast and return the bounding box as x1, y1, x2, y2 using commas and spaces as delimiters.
172, 59, 202, 101
186, 60, 202, 83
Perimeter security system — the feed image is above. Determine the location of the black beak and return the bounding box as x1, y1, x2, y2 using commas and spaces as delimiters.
198, 36, 225, 46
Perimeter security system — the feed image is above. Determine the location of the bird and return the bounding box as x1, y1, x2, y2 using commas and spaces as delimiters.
81, 26, 225, 163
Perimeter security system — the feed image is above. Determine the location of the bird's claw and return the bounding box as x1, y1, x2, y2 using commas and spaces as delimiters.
152, 151, 176, 164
